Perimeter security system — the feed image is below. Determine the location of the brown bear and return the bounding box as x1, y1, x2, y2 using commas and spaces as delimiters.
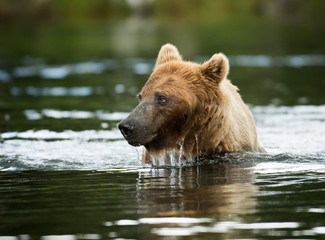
118, 44, 265, 165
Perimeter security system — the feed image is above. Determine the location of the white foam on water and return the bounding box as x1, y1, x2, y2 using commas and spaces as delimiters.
234, 222, 300, 229
0, 132, 140, 170
1, 105, 325, 171
253, 105, 325, 154
255, 161, 325, 174
95, 111, 129, 121
150, 221, 300, 236
42, 109, 94, 119
312, 227, 325, 234
139, 217, 212, 225
104, 217, 212, 228
308, 208, 325, 213
1, 129, 123, 140
115, 219, 139, 226
105, 218, 300, 236
151, 227, 195, 237
23, 109, 129, 121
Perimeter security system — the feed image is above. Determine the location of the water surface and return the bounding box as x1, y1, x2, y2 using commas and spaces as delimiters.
1, 103, 325, 239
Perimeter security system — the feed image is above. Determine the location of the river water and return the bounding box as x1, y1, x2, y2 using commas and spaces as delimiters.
1, 56, 325, 239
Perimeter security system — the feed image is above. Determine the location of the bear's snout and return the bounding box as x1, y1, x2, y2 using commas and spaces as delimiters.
118, 118, 153, 147
118, 121, 135, 138
118, 102, 158, 147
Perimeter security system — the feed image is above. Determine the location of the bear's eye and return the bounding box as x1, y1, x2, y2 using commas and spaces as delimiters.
137, 93, 142, 102
157, 95, 168, 106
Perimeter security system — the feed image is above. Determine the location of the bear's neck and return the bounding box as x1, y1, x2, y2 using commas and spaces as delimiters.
183, 84, 247, 156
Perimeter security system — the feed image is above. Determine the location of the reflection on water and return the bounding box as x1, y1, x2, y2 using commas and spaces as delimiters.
0, 163, 324, 239
11, 86, 105, 97
111, 165, 259, 239
137, 165, 258, 217
9, 60, 115, 80
1, 55, 325, 82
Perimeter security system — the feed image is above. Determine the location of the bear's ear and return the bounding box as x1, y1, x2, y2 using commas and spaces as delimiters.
155, 43, 182, 67
201, 53, 229, 84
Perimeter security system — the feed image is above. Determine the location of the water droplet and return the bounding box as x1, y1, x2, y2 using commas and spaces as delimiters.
178, 139, 184, 163
195, 134, 199, 160
135, 147, 141, 164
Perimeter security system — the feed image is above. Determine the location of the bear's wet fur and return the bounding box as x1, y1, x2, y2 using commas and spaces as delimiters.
119, 44, 265, 164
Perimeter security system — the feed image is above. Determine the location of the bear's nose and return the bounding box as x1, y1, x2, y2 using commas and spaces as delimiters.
118, 122, 135, 138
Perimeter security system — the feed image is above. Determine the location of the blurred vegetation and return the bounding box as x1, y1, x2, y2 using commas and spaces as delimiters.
1, 0, 325, 25
1, 0, 325, 64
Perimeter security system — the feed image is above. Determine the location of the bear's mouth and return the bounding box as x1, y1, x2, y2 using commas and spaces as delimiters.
127, 140, 142, 147
126, 133, 158, 147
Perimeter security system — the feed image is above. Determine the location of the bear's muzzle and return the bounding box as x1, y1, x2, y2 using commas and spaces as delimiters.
118, 102, 157, 147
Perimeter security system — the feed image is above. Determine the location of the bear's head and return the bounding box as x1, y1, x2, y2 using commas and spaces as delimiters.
118, 44, 229, 156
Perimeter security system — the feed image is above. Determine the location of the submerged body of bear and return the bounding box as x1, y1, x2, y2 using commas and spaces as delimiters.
119, 44, 265, 164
